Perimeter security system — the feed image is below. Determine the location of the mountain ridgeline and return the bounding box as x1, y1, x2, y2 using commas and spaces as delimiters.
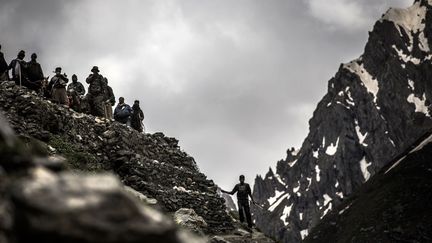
252, 0, 432, 242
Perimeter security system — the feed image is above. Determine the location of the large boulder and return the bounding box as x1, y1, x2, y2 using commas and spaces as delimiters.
174, 208, 208, 234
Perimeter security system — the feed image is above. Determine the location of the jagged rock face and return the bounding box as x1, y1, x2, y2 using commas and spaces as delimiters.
253, 1, 432, 242
0, 81, 234, 234
304, 132, 432, 242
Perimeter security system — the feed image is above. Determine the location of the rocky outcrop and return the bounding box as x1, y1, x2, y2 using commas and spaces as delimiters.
304, 132, 432, 243
0, 80, 233, 234
253, 0, 432, 242
0, 113, 204, 243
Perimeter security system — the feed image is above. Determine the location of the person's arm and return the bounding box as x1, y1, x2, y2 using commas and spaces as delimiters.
221, 185, 238, 195
247, 184, 256, 204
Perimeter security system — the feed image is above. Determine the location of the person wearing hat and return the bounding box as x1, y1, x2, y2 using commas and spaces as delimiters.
0, 45, 9, 81
25, 53, 44, 91
86, 66, 107, 117
48, 67, 69, 105
67, 74, 86, 112
8, 50, 27, 85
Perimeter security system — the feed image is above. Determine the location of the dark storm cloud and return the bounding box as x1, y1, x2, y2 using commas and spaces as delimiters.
0, 0, 412, 189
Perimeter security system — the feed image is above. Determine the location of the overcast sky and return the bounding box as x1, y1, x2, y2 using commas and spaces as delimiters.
0, 0, 412, 190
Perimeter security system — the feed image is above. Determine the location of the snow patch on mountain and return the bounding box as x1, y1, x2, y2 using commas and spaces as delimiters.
325, 137, 339, 155
280, 204, 293, 226
407, 93, 430, 116
359, 156, 372, 181
343, 60, 379, 104
382, 1, 429, 52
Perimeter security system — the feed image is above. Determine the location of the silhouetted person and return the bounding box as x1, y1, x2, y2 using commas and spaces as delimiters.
221, 175, 255, 229
25, 53, 44, 91
0, 45, 8, 81
49, 67, 69, 105
114, 97, 132, 124
8, 50, 27, 86
86, 66, 106, 117
67, 74, 85, 112
103, 78, 115, 119
130, 100, 144, 132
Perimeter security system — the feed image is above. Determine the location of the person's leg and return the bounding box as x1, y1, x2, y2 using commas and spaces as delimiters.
238, 203, 245, 223
244, 203, 253, 228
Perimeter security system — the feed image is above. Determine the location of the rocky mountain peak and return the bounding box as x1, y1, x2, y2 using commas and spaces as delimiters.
252, 1, 432, 242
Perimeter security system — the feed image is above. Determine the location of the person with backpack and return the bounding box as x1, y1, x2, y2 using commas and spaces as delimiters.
114, 97, 132, 124
130, 100, 144, 132
86, 66, 107, 117
8, 50, 27, 86
221, 175, 256, 230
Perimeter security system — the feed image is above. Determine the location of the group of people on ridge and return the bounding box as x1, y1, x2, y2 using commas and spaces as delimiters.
0, 46, 145, 133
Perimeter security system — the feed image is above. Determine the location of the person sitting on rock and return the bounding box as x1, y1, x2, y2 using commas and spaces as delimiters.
0, 44, 9, 81
130, 100, 144, 133
86, 66, 107, 117
103, 78, 115, 119
221, 175, 256, 230
8, 50, 27, 86
48, 67, 69, 105
25, 53, 44, 91
114, 97, 132, 125
67, 74, 86, 112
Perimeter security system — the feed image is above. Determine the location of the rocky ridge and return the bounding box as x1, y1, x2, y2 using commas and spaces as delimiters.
0, 80, 233, 233
253, 0, 432, 242
0, 80, 275, 242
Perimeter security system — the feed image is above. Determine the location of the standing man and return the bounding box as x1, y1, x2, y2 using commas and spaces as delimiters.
8, 50, 26, 86
86, 66, 106, 117
0, 45, 8, 81
103, 78, 115, 119
221, 175, 256, 230
67, 74, 86, 112
49, 67, 69, 105
26, 53, 44, 91
114, 97, 132, 125
130, 100, 144, 133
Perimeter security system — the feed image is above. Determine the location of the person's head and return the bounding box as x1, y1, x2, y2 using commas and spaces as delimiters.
239, 175, 245, 183
91, 66, 100, 74
54, 67, 62, 75
134, 100, 139, 105
72, 74, 77, 83
17, 50, 25, 59
119, 97, 125, 104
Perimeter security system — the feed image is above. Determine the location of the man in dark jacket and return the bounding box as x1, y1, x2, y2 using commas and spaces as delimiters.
25, 53, 44, 91
67, 74, 86, 112
8, 50, 26, 85
48, 67, 69, 105
114, 97, 132, 124
221, 175, 256, 229
103, 78, 115, 119
86, 66, 106, 117
0, 45, 9, 81
130, 100, 144, 133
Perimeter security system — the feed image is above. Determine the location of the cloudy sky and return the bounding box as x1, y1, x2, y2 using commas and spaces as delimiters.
0, 0, 412, 190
